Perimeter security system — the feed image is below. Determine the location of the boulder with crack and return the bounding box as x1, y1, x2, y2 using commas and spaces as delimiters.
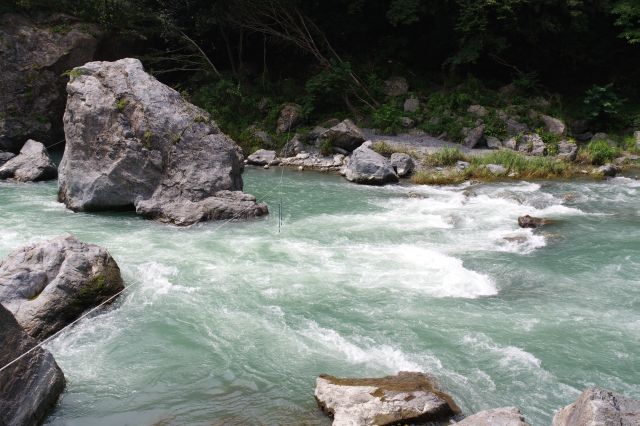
315, 372, 459, 426
0, 235, 124, 340
58, 58, 268, 225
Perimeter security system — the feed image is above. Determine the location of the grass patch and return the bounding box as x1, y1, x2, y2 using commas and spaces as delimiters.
371, 141, 419, 158
582, 139, 620, 165
425, 147, 466, 166
471, 150, 570, 178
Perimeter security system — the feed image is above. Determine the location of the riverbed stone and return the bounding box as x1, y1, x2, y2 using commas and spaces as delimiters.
518, 133, 546, 156
315, 372, 459, 426
390, 152, 415, 177
0, 13, 101, 151
634, 131, 640, 149
596, 163, 618, 177
558, 140, 578, 161
276, 103, 302, 134
486, 136, 503, 150
321, 119, 366, 152
486, 164, 507, 175
403, 98, 420, 113
247, 149, 278, 166
58, 58, 267, 226
464, 124, 485, 148
456, 407, 529, 426
343, 143, 399, 185
0, 139, 57, 182
468, 104, 488, 117
0, 235, 124, 340
541, 114, 566, 136
506, 118, 528, 136
552, 387, 640, 426
0, 304, 65, 426
280, 134, 306, 157
518, 215, 547, 228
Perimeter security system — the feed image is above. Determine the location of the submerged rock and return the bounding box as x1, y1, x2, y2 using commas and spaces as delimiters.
457, 407, 529, 426
518, 215, 547, 229
0, 235, 124, 340
0, 139, 57, 182
0, 304, 65, 426
315, 372, 459, 426
343, 143, 399, 185
247, 149, 278, 166
0, 13, 101, 151
552, 387, 640, 426
390, 152, 415, 177
321, 119, 366, 152
58, 58, 267, 226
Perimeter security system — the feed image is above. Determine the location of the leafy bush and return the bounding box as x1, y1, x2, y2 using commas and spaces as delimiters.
319, 139, 333, 156
372, 102, 403, 134
584, 139, 620, 165
583, 84, 625, 126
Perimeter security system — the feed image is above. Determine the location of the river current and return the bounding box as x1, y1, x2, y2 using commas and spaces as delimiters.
1, 168, 639, 425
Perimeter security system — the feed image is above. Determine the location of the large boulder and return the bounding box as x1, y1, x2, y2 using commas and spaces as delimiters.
541, 114, 566, 136
0, 139, 57, 182
464, 124, 485, 148
390, 152, 415, 177
0, 14, 101, 151
0, 304, 65, 426
552, 387, 640, 426
456, 407, 529, 426
247, 149, 278, 166
343, 143, 399, 185
279, 134, 306, 158
58, 58, 267, 226
0, 235, 124, 340
558, 139, 578, 161
321, 119, 366, 152
518, 133, 546, 156
276, 103, 302, 134
403, 98, 420, 113
315, 372, 459, 426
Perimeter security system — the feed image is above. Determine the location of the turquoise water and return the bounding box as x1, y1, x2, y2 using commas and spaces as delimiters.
1, 169, 639, 425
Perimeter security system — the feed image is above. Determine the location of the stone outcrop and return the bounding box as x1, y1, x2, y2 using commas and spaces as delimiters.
321, 119, 366, 152
58, 58, 267, 226
315, 372, 459, 426
276, 103, 302, 134
343, 143, 399, 185
456, 407, 529, 426
0, 303, 65, 426
0, 139, 57, 182
552, 387, 640, 426
390, 153, 415, 177
0, 13, 101, 151
464, 124, 485, 148
0, 235, 124, 340
518, 134, 546, 156
247, 149, 278, 166
280, 134, 305, 157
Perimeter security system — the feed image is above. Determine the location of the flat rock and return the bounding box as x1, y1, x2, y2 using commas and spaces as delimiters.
343, 143, 399, 185
321, 119, 366, 152
0, 304, 65, 426
247, 149, 278, 166
58, 58, 267, 226
390, 152, 415, 177
280, 152, 345, 171
0, 235, 124, 340
0, 13, 101, 151
456, 407, 529, 426
0, 139, 57, 182
315, 372, 459, 426
552, 387, 640, 426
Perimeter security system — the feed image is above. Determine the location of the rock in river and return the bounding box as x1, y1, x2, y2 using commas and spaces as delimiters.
552, 387, 640, 426
0, 303, 65, 426
518, 215, 547, 229
343, 143, 399, 185
58, 58, 267, 226
0, 139, 57, 182
247, 149, 279, 166
321, 119, 366, 152
456, 407, 529, 425
315, 371, 459, 426
390, 152, 415, 177
0, 235, 124, 340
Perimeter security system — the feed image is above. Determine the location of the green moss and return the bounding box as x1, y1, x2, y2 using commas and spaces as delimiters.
62, 68, 89, 81
143, 131, 153, 149
115, 97, 129, 112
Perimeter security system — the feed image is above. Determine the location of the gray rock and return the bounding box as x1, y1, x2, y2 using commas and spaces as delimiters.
552, 387, 640, 426
456, 407, 529, 426
344, 144, 399, 185
315, 372, 459, 426
596, 164, 618, 177
0, 139, 57, 182
280, 134, 305, 157
576, 132, 594, 142
456, 161, 471, 170
504, 137, 518, 151
0, 235, 124, 340
390, 153, 415, 177
593, 132, 617, 147
468, 105, 488, 117
0, 14, 101, 151
634, 131, 640, 149
247, 127, 274, 149
401, 117, 415, 128
486, 136, 503, 150
518, 133, 546, 156
308, 126, 328, 142
506, 118, 529, 136
403, 98, 420, 113
541, 114, 566, 136
558, 140, 578, 161
276, 103, 302, 134
383, 76, 409, 97
280, 152, 345, 171
0, 304, 65, 426
58, 58, 267, 226
486, 164, 507, 175
0, 151, 16, 167
518, 215, 547, 228
321, 119, 366, 152
464, 124, 485, 148
247, 149, 278, 166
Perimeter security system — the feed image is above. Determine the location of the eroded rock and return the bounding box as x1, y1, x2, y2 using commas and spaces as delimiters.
0, 139, 57, 182
0, 304, 65, 426
58, 58, 267, 225
552, 387, 640, 426
0, 235, 124, 340
457, 407, 529, 426
343, 143, 399, 185
315, 372, 459, 426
